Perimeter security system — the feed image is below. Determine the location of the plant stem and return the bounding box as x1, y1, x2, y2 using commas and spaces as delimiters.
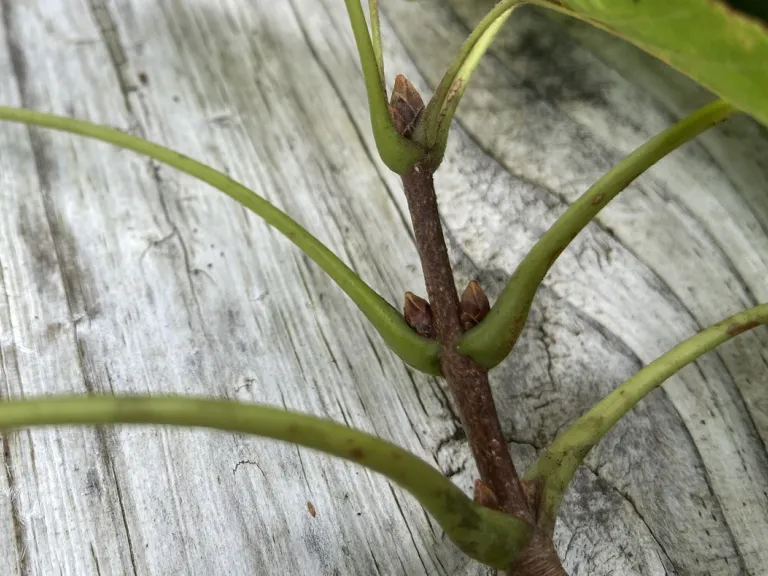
457, 99, 737, 369
0, 106, 442, 375
414, 0, 588, 153
401, 162, 534, 524
368, 0, 385, 88
508, 529, 567, 576
0, 394, 530, 568
343, 0, 424, 173
525, 301, 768, 529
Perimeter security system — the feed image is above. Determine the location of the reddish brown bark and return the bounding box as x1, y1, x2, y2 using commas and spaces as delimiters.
400, 162, 533, 524
395, 76, 566, 574
508, 528, 567, 576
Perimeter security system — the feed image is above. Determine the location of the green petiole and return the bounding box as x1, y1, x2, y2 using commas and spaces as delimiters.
0, 106, 442, 375
0, 394, 531, 567
457, 99, 737, 368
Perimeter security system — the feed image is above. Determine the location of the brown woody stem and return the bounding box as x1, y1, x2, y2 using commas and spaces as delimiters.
508, 529, 567, 576
401, 162, 533, 524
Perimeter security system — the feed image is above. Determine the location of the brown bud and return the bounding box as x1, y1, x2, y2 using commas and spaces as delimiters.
473, 479, 500, 511
459, 280, 490, 331
389, 74, 424, 138
403, 291, 435, 339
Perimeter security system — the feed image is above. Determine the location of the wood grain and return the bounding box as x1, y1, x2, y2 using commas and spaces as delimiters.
0, 0, 766, 574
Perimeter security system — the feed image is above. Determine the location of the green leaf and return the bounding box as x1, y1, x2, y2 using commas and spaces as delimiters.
457, 99, 736, 369
0, 394, 532, 568
524, 302, 768, 530
413, 0, 767, 168
558, 0, 768, 127
0, 106, 442, 375
343, 0, 425, 173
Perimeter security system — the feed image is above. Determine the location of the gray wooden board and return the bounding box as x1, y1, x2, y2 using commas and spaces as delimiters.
0, 0, 766, 574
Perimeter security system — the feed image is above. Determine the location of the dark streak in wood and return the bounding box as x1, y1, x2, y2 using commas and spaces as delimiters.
90, 543, 103, 576
110, 461, 140, 576
2, 435, 28, 575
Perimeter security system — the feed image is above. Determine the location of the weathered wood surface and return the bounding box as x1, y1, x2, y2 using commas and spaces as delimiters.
0, 0, 766, 574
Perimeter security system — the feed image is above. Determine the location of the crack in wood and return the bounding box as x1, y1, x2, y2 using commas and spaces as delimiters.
2, 435, 27, 575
